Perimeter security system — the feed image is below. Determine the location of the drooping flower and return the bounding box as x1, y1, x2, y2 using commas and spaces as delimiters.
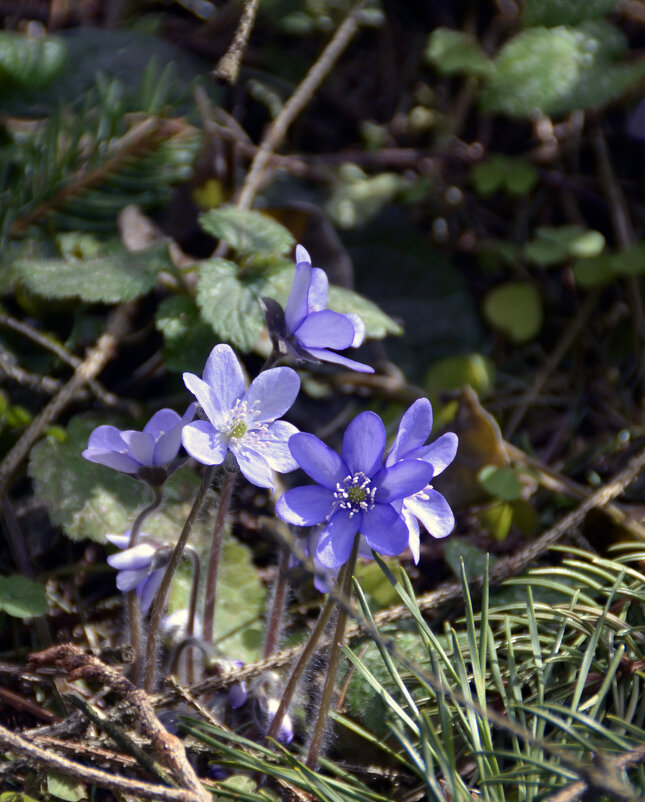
252, 672, 294, 743
385, 398, 458, 563
83, 406, 196, 485
105, 533, 172, 613
261, 244, 374, 373
181, 344, 300, 489
276, 411, 434, 569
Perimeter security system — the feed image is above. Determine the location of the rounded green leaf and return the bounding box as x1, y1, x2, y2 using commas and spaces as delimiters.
482, 281, 543, 342
425, 28, 493, 77
478, 465, 523, 501
0, 575, 47, 618
425, 353, 496, 398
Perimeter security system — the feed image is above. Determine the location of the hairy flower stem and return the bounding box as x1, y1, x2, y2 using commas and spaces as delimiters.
127, 486, 163, 686
306, 535, 359, 768
263, 546, 290, 658
183, 545, 200, 686
202, 470, 237, 645
144, 466, 217, 693
265, 587, 337, 741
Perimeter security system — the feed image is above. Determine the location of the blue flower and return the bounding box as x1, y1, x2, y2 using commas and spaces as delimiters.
276, 411, 434, 568
386, 398, 458, 563
83, 406, 195, 484
181, 344, 301, 489
262, 245, 374, 373
105, 533, 171, 613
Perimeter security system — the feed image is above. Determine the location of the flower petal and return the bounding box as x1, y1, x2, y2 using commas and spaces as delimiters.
401, 505, 421, 564
144, 408, 181, 440
115, 568, 148, 592
345, 313, 366, 348
261, 420, 299, 473
202, 344, 246, 413
121, 431, 155, 466
87, 425, 127, 452
342, 411, 385, 477
373, 460, 434, 503
230, 443, 275, 488
288, 432, 346, 489
303, 346, 374, 373
361, 503, 409, 557
139, 569, 164, 613
295, 244, 311, 265
182, 421, 227, 465
276, 485, 334, 526
107, 542, 156, 570
82, 449, 141, 474
294, 310, 355, 350
406, 489, 455, 538
244, 366, 300, 422
183, 373, 224, 425
285, 262, 311, 332
105, 533, 132, 550
410, 432, 459, 476
386, 398, 432, 466
308, 267, 328, 311
316, 511, 360, 569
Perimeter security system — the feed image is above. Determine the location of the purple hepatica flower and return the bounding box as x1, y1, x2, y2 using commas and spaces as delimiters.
262, 244, 374, 373
276, 411, 434, 569
386, 398, 458, 563
105, 533, 171, 613
83, 406, 196, 486
182, 344, 300, 489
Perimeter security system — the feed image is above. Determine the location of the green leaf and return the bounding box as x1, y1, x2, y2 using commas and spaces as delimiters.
326, 166, 408, 229
46, 774, 86, 802
525, 225, 605, 266
0, 32, 67, 90
472, 155, 538, 198
477, 499, 514, 540
444, 538, 492, 579
0, 575, 47, 618
156, 296, 214, 374
478, 465, 524, 501
424, 353, 496, 399
482, 281, 543, 342
28, 416, 207, 543
199, 207, 294, 256
522, 0, 619, 27
481, 23, 645, 118
13, 241, 170, 303
326, 285, 402, 338
574, 245, 645, 287
0, 793, 41, 802
425, 28, 493, 77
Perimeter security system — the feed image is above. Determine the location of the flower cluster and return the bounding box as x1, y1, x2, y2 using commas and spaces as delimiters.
277, 401, 457, 570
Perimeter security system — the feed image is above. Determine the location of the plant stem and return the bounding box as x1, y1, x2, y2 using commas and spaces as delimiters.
265, 591, 337, 741
263, 546, 290, 658
183, 545, 201, 686
305, 536, 359, 768
144, 466, 217, 693
127, 486, 164, 686
201, 470, 236, 645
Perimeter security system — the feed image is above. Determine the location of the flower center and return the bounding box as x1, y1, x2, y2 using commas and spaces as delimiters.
229, 419, 247, 439
334, 472, 376, 517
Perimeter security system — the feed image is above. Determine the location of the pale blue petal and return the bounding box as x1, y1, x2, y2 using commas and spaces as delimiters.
228, 682, 248, 709
410, 432, 459, 476
183, 373, 224, 426
230, 443, 275, 488
276, 485, 334, 526
288, 432, 346, 489
401, 504, 421, 564
345, 313, 366, 348
116, 568, 148, 592
294, 310, 355, 350
308, 267, 328, 311
373, 460, 434, 503
82, 449, 141, 474
285, 262, 311, 332
121, 431, 155, 466
261, 421, 299, 473
202, 344, 246, 413
182, 421, 227, 465
105, 533, 131, 550
295, 244, 311, 265
316, 511, 360, 569
406, 489, 454, 538
244, 367, 300, 422
303, 346, 374, 373
342, 411, 385, 477
108, 542, 156, 570
139, 569, 164, 613
386, 398, 433, 466
361, 504, 409, 557
143, 409, 181, 439
87, 425, 126, 452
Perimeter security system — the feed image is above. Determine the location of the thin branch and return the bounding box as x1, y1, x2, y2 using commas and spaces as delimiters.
213, 0, 261, 84
0, 303, 134, 496
235, 1, 365, 211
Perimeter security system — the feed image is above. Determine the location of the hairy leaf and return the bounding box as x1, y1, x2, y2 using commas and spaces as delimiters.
156, 296, 215, 374
199, 207, 294, 256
